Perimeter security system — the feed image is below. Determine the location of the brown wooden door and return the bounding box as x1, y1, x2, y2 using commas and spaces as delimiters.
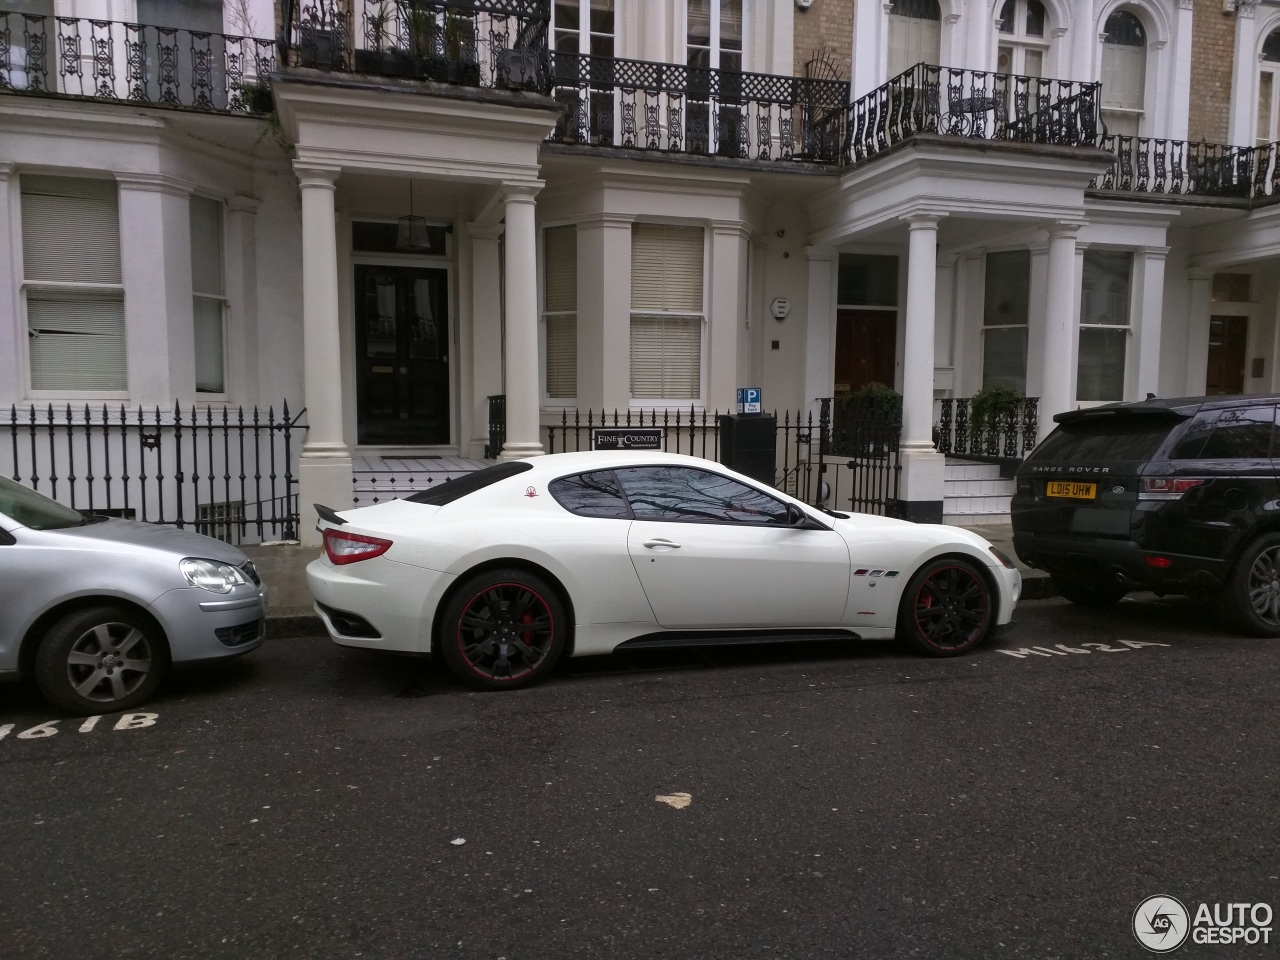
834, 309, 897, 395
1205, 316, 1247, 396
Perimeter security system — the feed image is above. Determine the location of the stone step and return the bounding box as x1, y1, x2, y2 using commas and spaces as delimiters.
942, 494, 1012, 517
944, 477, 1016, 497
944, 460, 1004, 481
943, 512, 1011, 526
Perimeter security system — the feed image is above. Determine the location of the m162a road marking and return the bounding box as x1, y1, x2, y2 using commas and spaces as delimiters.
998, 640, 1170, 658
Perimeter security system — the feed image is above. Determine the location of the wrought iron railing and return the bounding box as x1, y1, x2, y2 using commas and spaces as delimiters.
282, 0, 550, 92
485, 393, 506, 459
547, 52, 848, 162
936, 396, 1038, 461
846, 64, 1101, 164
3, 403, 306, 544
0, 10, 276, 113
543, 407, 720, 459
1089, 135, 1280, 201
818, 397, 902, 516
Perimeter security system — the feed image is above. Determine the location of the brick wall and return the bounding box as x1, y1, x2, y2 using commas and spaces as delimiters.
1188, 0, 1237, 144
792, 0, 855, 81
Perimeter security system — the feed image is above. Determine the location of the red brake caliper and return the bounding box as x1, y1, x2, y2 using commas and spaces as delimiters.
520, 611, 536, 648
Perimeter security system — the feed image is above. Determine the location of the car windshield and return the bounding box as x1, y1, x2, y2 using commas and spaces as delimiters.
1030, 415, 1180, 462
0, 476, 91, 530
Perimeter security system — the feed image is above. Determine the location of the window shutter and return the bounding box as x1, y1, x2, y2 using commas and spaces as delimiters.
631, 224, 704, 312
27, 292, 127, 390
630, 315, 701, 399
545, 314, 577, 399
21, 176, 121, 283
1102, 44, 1144, 111
544, 225, 577, 312
190, 195, 225, 296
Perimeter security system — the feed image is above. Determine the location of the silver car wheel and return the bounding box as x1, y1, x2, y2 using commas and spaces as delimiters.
65, 621, 155, 703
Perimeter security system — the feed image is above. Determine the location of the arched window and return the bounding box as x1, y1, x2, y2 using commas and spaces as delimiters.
1257, 28, 1280, 146
887, 0, 941, 77
1101, 9, 1146, 138
997, 0, 1049, 77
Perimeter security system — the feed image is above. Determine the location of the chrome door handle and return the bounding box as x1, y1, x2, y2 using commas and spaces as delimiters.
642, 538, 681, 549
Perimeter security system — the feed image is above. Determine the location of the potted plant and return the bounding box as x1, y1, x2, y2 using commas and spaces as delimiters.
831, 382, 902, 458
238, 78, 273, 113
297, 0, 344, 70
355, 1, 402, 74
395, 0, 445, 80
443, 7, 480, 85
969, 382, 1026, 457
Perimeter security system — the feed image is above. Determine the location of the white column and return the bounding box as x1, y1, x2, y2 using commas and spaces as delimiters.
468, 222, 504, 457
1040, 222, 1081, 440
1230, 0, 1261, 147
708, 220, 750, 409
1170, 0, 1194, 140
295, 164, 350, 544
500, 183, 545, 459
902, 216, 939, 449
802, 246, 835, 420
577, 213, 634, 411
0, 162, 18, 406
224, 195, 260, 406
1133, 246, 1169, 399
933, 253, 957, 386
116, 173, 193, 406
898, 214, 945, 523
1184, 268, 1214, 396
1024, 242, 1049, 401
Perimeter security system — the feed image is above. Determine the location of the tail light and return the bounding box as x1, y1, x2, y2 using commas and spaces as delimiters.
323, 528, 393, 565
1139, 478, 1205, 501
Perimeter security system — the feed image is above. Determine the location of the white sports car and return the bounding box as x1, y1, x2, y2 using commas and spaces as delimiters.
306, 452, 1021, 689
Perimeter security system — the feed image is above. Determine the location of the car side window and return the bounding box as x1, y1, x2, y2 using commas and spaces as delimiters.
548, 470, 632, 519
614, 465, 790, 525
1176, 406, 1279, 460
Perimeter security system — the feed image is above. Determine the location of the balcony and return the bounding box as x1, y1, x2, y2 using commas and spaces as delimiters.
0, 9, 276, 114
1091, 134, 1280, 203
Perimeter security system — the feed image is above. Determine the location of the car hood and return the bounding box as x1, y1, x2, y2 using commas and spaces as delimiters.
828, 511, 997, 552
33, 517, 248, 563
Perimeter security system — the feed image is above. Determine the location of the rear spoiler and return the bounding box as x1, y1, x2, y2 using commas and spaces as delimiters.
314, 503, 347, 526
1053, 405, 1196, 426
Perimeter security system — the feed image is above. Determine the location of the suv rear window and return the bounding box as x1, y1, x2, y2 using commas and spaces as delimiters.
1029, 416, 1180, 462
405, 461, 533, 505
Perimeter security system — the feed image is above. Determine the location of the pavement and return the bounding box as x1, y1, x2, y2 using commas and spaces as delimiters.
243, 520, 1051, 633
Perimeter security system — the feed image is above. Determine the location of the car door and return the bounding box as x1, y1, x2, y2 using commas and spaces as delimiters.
615, 465, 850, 629
0, 518, 60, 672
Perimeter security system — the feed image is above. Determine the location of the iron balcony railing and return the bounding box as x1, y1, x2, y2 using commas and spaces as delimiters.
547, 52, 848, 163
282, 0, 551, 92
0, 9, 276, 114
3, 403, 306, 544
1091, 134, 1280, 202
846, 63, 1101, 164
935, 396, 1039, 462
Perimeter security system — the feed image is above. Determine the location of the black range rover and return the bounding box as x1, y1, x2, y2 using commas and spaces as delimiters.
1011, 395, 1280, 635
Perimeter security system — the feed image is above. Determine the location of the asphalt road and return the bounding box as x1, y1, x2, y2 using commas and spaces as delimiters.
2, 596, 1278, 960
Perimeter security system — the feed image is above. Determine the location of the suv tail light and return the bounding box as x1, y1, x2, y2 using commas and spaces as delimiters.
323, 528, 393, 565
1139, 477, 1205, 501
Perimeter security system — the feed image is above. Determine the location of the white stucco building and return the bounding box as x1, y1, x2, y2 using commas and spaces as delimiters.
3, 0, 1280, 542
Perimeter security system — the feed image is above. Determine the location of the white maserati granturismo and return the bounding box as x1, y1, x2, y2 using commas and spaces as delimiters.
306, 451, 1021, 689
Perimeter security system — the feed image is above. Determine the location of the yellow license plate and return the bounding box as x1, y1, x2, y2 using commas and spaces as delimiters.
1046, 481, 1097, 500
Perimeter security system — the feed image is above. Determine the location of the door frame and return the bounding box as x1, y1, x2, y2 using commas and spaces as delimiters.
350, 254, 456, 452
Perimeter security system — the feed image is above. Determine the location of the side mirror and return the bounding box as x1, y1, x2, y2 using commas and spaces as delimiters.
786, 504, 807, 526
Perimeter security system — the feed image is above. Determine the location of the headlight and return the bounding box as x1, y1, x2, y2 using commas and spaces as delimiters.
180, 557, 250, 594
989, 546, 1016, 569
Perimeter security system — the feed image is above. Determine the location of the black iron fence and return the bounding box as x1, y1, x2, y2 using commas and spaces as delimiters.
3, 403, 306, 544
548, 52, 847, 162
846, 64, 1101, 164
0, 10, 276, 113
283, 0, 550, 92
935, 396, 1038, 463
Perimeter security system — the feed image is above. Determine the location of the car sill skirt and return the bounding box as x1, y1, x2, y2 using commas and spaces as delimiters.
617, 628, 861, 650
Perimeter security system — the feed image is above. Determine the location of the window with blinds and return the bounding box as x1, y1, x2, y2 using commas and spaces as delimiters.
543, 224, 577, 400
630, 224, 704, 401
21, 175, 126, 391
191, 195, 226, 394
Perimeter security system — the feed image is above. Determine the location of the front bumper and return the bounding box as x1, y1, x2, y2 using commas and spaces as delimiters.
148, 584, 267, 662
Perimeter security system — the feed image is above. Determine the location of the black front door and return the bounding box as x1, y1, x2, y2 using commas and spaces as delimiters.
355, 265, 450, 445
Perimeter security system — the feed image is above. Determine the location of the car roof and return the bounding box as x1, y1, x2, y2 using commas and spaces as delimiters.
1053, 394, 1280, 425
516, 450, 723, 474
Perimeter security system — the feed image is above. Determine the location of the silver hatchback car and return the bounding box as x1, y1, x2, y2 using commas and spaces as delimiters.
0, 476, 266, 714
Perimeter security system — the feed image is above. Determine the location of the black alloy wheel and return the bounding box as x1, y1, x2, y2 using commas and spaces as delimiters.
1219, 532, 1280, 637
898, 558, 994, 656
439, 568, 568, 690
35, 606, 169, 715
